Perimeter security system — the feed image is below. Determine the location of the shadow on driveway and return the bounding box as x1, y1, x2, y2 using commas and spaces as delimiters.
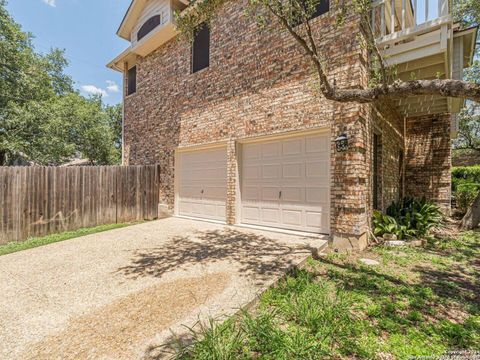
116, 229, 318, 283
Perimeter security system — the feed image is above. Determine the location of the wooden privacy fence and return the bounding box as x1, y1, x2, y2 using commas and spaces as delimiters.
0, 165, 161, 244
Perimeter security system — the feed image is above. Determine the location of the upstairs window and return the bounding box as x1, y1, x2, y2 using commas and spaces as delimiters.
192, 24, 210, 73
293, 0, 330, 25
127, 66, 137, 95
137, 15, 161, 41
310, 0, 329, 19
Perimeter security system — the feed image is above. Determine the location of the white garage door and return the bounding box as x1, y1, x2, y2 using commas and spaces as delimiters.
177, 147, 227, 221
241, 132, 330, 234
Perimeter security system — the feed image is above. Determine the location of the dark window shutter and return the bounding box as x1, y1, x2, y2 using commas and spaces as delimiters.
192, 24, 210, 73
137, 15, 161, 41
127, 66, 137, 95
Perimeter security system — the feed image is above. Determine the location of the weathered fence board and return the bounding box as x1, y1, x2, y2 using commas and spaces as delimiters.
0, 165, 161, 244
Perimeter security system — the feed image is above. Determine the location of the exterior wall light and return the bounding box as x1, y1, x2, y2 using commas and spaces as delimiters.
335, 133, 349, 152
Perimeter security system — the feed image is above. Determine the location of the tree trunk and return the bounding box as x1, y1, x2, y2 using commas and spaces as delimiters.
0, 151, 6, 166
461, 192, 480, 230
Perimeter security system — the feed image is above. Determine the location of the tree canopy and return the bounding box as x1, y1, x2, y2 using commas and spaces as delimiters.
0, 0, 121, 166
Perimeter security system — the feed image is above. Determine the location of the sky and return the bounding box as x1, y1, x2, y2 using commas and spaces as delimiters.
6, 0, 133, 105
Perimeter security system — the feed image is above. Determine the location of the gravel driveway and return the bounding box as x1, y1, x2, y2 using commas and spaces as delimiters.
0, 217, 327, 360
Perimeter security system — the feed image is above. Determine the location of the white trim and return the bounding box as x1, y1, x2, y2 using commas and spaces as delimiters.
234, 140, 242, 227
176, 141, 229, 152
376, 15, 451, 45
384, 43, 444, 66
237, 127, 331, 145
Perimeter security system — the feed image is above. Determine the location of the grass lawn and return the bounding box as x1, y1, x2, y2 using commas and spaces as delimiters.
174, 230, 480, 359
0, 222, 139, 256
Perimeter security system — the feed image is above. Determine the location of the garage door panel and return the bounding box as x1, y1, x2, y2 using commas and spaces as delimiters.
262, 187, 281, 201
244, 165, 260, 180
282, 187, 303, 203
261, 142, 281, 158
204, 186, 227, 199
282, 139, 302, 156
306, 135, 330, 154
262, 164, 281, 179
242, 206, 260, 221
282, 163, 303, 179
305, 211, 329, 229
306, 187, 329, 204
241, 132, 330, 234
180, 186, 203, 198
306, 160, 329, 179
243, 186, 260, 201
244, 144, 261, 160
282, 209, 302, 226
261, 208, 281, 223
178, 147, 227, 222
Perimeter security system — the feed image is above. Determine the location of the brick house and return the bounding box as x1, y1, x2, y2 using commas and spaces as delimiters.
108, 0, 476, 250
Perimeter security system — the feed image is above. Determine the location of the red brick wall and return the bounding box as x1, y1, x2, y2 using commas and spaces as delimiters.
121, 0, 419, 248
405, 113, 451, 211
370, 102, 405, 212
123, 0, 373, 240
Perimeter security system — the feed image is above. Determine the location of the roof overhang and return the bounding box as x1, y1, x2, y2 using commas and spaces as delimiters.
108, 21, 179, 72
107, 47, 137, 72
117, 0, 190, 40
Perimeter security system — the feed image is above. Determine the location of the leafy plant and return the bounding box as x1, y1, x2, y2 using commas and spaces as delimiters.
456, 183, 480, 213
452, 165, 480, 192
373, 198, 443, 240
373, 211, 416, 240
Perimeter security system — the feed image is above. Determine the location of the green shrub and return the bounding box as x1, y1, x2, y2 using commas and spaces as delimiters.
373, 212, 416, 240
456, 183, 480, 213
373, 198, 443, 240
452, 165, 480, 192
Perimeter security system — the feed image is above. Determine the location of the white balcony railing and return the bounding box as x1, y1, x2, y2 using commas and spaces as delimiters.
371, 0, 449, 41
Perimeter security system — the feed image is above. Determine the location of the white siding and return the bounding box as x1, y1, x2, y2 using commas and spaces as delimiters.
452, 37, 464, 80
131, 0, 171, 46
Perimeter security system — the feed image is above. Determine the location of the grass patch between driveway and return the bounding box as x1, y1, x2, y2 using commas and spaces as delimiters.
171, 231, 480, 359
0, 222, 140, 256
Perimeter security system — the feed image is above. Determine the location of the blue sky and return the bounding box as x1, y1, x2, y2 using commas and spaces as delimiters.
6, 0, 132, 105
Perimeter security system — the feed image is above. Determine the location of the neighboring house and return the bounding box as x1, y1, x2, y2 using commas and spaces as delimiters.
108, 0, 477, 250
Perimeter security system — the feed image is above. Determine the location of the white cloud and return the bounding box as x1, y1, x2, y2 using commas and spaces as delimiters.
106, 80, 120, 93
81, 85, 108, 97
42, 0, 56, 7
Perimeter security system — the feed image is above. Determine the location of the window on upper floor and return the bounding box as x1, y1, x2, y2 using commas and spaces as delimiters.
137, 15, 161, 42
192, 24, 210, 73
127, 66, 137, 96
310, 0, 329, 18
293, 0, 330, 26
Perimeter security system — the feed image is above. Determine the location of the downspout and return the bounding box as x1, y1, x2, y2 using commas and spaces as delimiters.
122, 62, 127, 165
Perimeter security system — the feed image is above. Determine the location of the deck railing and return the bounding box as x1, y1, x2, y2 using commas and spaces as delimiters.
371, 0, 449, 40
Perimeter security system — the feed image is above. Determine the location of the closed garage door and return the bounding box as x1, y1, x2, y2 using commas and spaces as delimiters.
241, 132, 330, 234
177, 147, 227, 221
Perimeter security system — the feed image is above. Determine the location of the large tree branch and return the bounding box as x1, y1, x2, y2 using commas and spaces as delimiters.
323, 79, 480, 103
264, 3, 480, 104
